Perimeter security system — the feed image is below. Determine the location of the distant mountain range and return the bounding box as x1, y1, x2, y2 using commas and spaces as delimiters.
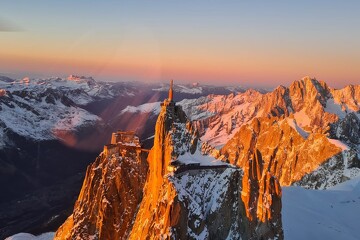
1, 75, 359, 239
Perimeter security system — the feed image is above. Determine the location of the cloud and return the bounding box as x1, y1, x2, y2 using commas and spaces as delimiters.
0, 17, 23, 32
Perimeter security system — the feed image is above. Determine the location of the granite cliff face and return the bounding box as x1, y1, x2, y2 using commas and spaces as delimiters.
180, 77, 359, 147
180, 77, 360, 189
55, 139, 148, 239
55, 97, 283, 239
220, 116, 357, 188
129, 102, 283, 239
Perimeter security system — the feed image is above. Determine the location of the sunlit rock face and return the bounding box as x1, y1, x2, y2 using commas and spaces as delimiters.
221, 116, 344, 187
54, 144, 148, 239
241, 149, 283, 239
181, 77, 360, 147
128, 103, 283, 239
55, 98, 284, 239
180, 77, 360, 189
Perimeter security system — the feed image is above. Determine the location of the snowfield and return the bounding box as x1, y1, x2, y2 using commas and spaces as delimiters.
283, 177, 360, 240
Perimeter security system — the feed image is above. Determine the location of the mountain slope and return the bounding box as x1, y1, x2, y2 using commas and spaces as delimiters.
55, 97, 283, 239
221, 116, 359, 188
176, 77, 360, 189
180, 77, 359, 147
0, 75, 255, 238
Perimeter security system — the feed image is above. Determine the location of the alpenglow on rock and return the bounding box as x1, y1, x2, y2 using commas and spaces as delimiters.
55, 81, 283, 239
178, 77, 360, 189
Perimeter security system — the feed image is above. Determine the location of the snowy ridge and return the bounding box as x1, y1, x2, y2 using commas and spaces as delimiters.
0, 90, 100, 145
120, 101, 161, 115
152, 83, 246, 95
0, 75, 120, 147
0, 75, 133, 105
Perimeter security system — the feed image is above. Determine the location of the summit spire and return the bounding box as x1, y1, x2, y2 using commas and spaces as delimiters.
168, 79, 173, 101
160, 79, 175, 107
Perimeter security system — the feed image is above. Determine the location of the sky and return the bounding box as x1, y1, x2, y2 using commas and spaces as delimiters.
1, 1, 360, 88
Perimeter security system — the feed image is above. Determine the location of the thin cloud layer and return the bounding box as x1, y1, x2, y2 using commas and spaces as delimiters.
0, 17, 23, 32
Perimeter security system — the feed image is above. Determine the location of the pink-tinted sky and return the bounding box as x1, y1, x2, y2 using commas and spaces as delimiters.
1, 1, 360, 88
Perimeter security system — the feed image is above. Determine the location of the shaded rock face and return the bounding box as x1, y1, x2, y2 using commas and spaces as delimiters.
56, 102, 283, 239
54, 146, 148, 239
331, 112, 360, 144
294, 149, 360, 189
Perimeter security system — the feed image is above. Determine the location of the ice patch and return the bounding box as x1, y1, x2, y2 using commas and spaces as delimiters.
286, 118, 309, 139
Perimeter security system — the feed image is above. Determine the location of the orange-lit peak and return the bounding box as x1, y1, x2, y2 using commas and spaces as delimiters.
168, 79, 174, 101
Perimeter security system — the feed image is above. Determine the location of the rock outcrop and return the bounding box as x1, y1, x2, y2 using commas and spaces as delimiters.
180, 77, 360, 189
180, 77, 359, 147
129, 102, 283, 239
54, 140, 148, 239
55, 97, 284, 239
241, 149, 282, 238
221, 116, 345, 187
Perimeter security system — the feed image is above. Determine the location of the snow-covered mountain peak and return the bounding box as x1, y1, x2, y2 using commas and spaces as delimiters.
66, 74, 96, 85
177, 78, 359, 146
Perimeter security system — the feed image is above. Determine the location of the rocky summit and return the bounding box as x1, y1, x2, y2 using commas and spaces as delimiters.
55, 84, 283, 239
219, 78, 360, 189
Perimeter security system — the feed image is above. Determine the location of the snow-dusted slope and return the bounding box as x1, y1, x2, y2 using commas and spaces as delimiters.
0, 76, 113, 147
5, 232, 54, 240
283, 177, 360, 240
0, 94, 99, 140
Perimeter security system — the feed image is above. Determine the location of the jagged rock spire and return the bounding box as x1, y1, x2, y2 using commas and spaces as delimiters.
168, 79, 173, 101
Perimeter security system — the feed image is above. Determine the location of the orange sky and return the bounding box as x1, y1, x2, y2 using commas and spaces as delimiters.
1, 1, 360, 88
